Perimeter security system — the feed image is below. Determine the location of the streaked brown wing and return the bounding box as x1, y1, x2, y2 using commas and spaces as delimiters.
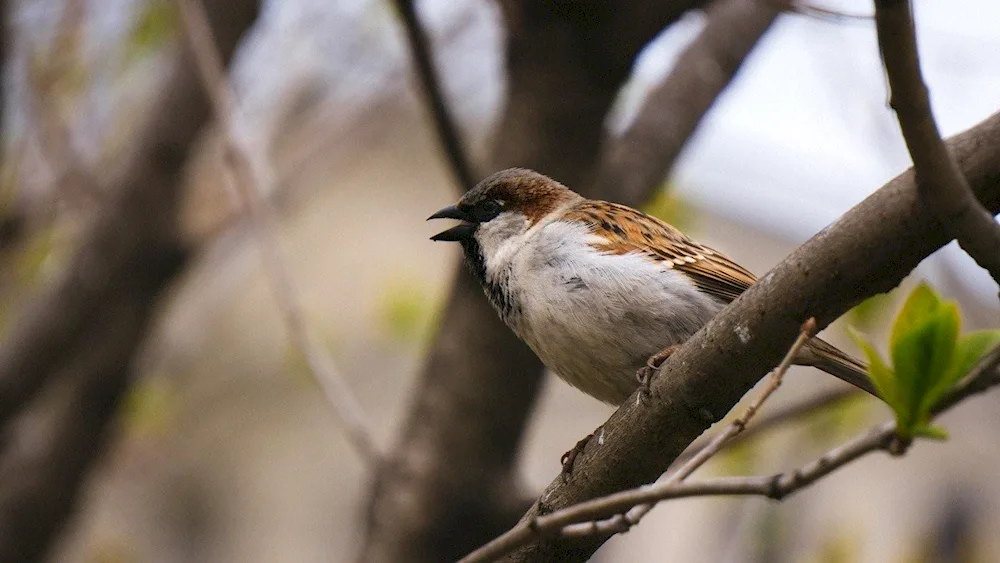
564, 200, 757, 303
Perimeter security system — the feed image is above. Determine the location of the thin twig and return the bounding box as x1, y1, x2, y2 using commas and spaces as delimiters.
460, 344, 1000, 563
875, 0, 1000, 287
672, 386, 860, 466
391, 0, 476, 191
560, 318, 815, 537
176, 0, 379, 463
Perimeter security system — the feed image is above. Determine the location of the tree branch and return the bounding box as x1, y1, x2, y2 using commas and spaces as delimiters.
875, 0, 1000, 287
176, 0, 379, 463
500, 110, 1000, 562
392, 0, 476, 190
673, 386, 860, 466
467, 345, 1000, 562
593, 0, 781, 206
0, 0, 259, 557
569, 318, 816, 541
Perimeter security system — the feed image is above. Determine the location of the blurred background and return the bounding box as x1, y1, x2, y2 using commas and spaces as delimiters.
2, 0, 1000, 561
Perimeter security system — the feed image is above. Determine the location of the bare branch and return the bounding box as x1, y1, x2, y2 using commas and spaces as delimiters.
875, 0, 1000, 287
176, 0, 379, 463
576, 318, 816, 538
500, 109, 1000, 562
392, 0, 476, 190
593, 0, 781, 206
461, 424, 894, 563
0, 0, 260, 557
669, 318, 814, 482
463, 345, 1000, 562
0, 246, 184, 562
673, 386, 860, 466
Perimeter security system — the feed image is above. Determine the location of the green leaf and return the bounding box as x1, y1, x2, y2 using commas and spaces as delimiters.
889, 282, 940, 351
947, 330, 1000, 386
891, 304, 959, 423
849, 327, 899, 409
850, 283, 992, 442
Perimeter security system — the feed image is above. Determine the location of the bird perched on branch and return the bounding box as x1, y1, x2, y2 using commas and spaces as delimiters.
429, 168, 876, 408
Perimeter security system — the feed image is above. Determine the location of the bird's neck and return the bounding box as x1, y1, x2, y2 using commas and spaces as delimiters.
460, 238, 521, 324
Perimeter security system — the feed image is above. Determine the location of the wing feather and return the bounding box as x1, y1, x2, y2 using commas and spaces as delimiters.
563, 201, 757, 303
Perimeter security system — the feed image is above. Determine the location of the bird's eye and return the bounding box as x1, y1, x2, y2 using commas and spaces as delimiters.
473, 199, 503, 222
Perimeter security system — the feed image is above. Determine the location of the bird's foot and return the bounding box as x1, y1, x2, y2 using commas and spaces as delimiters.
561, 432, 595, 481
635, 345, 680, 404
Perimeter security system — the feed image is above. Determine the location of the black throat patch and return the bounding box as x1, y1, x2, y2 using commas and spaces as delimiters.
460, 238, 520, 323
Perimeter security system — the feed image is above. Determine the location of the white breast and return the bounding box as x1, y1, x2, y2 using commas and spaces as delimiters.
487, 220, 725, 404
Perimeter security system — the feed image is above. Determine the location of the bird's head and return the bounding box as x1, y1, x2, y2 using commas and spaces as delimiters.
428, 168, 579, 259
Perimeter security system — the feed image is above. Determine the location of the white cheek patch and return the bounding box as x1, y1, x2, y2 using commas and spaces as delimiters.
476, 212, 529, 272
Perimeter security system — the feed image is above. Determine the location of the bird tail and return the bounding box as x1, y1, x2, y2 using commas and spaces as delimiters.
798, 337, 878, 398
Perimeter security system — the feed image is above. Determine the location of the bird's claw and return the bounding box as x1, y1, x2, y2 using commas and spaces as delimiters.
635, 345, 679, 404
561, 433, 594, 481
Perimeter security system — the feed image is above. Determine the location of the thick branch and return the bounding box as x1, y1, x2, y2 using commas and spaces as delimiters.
0, 0, 259, 428
469, 347, 1000, 561
466, 425, 895, 563
0, 0, 259, 557
470, 347, 1000, 563
501, 111, 1000, 562
392, 0, 476, 189
593, 0, 780, 206
0, 240, 186, 562
875, 0, 1000, 285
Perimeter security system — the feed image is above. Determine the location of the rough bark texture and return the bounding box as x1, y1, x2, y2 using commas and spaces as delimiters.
363, 1, 712, 561
0, 2, 259, 559
503, 111, 1000, 562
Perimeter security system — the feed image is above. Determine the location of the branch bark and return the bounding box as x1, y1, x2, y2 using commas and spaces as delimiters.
0, 1, 259, 558
594, 0, 781, 205
875, 0, 1000, 286
363, 1, 713, 561
466, 345, 1000, 561
500, 110, 1000, 562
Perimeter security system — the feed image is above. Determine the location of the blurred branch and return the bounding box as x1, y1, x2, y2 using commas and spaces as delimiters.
501, 110, 1000, 561
363, 1, 712, 561
0, 1, 15, 255
0, 214, 19, 254
465, 345, 1000, 562
772, 0, 872, 22
875, 0, 1000, 287
0, 0, 259, 558
0, 241, 185, 563
593, 0, 780, 206
176, 0, 379, 463
392, 0, 476, 190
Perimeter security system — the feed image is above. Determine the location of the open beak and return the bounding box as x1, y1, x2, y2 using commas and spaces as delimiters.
428, 205, 476, 241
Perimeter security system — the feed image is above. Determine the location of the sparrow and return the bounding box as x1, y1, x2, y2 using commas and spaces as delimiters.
428, 168, 876, 407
